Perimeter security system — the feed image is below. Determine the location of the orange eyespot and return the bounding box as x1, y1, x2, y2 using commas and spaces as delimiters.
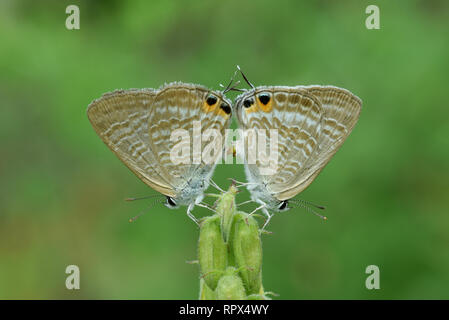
243, 93, 273, 114
258, 93, 271, 105
206, 95, 217, 106
203, 95, 218, 113
219, 103, 231, 115
203, 94, 231, 118
257, 92, 272, 112
242, 97, 258, 114
243, 98, 254, 108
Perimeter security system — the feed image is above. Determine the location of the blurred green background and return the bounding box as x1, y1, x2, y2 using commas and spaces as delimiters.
1, 0, 448, 299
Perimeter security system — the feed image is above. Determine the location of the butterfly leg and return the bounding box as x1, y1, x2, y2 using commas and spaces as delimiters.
208, 179, 225, 193
246, 203, 273, 230
186, 203, 200, 226
260, 207, 273, 231
237, 199, 256, 207
228, 178, 247, 185
248, 204, 266, 217
250, 199, 274, 231
230, 179, 259, 188
204, 193, 221, 198
197, 202, 217, 214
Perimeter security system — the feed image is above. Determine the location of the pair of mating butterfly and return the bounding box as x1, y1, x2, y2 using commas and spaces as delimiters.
87, 67, 362, 228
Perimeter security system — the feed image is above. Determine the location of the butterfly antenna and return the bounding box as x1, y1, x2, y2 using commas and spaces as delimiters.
237, 65, 255, 89
228, 81, 245, 92
291, 200, 327, 220
226, 80, 243, 93
222, 69, 240, 94
290, 199, 326, 210
125, 194, 164, 202
128, 198, 165, 222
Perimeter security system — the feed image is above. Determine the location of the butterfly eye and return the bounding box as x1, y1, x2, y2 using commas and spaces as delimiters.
258, 93, 271, 105
220, 103, 232, 115
278, 200, 289, 211
243, 98, 254, 108
165, 196, 177, 208
206, 95, 218, 106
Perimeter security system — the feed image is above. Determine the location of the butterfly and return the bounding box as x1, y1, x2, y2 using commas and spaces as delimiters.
233, 67, 362, 228
87, 82, 233, 223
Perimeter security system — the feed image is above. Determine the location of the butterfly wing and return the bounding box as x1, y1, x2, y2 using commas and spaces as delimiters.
146, 83, 232, 203
235, 87, 324, 203
235, 85, 361, 204
273, 86, 362, 200
87, 88, 177, 197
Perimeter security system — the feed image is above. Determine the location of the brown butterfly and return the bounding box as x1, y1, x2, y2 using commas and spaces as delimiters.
87, 82, 233, 223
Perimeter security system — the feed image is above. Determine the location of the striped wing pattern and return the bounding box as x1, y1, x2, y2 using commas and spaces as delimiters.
87, 83, 232, 202
235, 85, 361, 203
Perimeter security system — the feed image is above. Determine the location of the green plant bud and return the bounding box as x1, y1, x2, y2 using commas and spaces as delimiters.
215, 184, 239, 243
198, 215, 227, 290
230, 212, 262, 295
216, 267, 247, 300
199, 278, 216, 300
247, 285, 272, 300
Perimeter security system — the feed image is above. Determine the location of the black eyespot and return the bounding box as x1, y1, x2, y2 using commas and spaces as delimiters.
279, 200, 288, 210
243, 98, 254, 108
166, 196, 176, 207
206, 95, 217, 106
220, 103, 231, 115
258, 93, 271, 105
